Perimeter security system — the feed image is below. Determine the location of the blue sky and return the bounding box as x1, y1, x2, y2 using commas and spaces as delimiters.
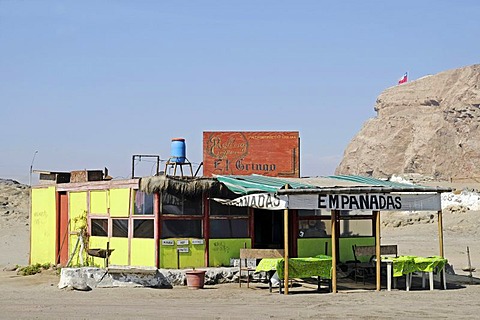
1, 1, 479, 184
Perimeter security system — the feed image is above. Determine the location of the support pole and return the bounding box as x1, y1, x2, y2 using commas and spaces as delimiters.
438, 210, 444, 257
331, 210, 337, 293
283, 186, 289, 295
374, 210, 381, 291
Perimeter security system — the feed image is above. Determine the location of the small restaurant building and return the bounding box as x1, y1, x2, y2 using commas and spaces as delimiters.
30, 172, 451, 292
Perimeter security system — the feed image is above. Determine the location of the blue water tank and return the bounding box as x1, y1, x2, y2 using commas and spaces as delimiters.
170, 138, 186, 163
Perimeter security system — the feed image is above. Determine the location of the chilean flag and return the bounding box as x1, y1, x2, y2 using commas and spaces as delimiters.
398, 72, 408, 84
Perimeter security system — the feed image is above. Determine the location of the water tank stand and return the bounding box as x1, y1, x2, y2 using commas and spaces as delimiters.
164, 158, 194, 178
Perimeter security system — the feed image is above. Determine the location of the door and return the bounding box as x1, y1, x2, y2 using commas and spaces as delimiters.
57, 192, 69, 266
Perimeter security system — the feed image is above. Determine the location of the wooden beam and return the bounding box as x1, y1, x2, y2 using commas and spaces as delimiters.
331, 210, 337, 293
374, 210, 381, 291
438, 210, 444, 257
283, 187, 290, 295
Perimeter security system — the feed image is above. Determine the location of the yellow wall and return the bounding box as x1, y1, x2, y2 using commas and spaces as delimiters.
69, 192, 88, 266
89, 236, 109, 267
109, 188, 130, 217
30, 187, 57, 264
109, 237, 129, 265
90, 190, 108, 216
131, 238, 156, 267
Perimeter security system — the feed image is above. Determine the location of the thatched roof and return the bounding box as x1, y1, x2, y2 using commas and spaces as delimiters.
139, 175, 227, 197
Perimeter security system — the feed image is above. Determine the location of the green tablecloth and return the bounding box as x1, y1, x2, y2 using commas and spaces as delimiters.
255, 256, 332, 280
382, 255, 448, 277
413, 256, 448, 273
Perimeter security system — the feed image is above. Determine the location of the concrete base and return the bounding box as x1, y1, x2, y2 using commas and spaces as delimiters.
58, 266, 240, 290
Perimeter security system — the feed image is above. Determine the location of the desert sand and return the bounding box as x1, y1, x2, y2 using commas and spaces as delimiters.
1, 179, 480, 319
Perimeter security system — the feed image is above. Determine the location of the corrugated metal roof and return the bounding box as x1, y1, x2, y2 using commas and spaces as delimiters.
216, 174, 452, 195
215, 174, 316, 195
327, 175, 416, 188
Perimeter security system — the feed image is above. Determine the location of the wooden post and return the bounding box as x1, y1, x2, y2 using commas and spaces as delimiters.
283, 186, 289, 295
374, 211, 381, 291
438, 210, 444, 257
331, 210, 337, 293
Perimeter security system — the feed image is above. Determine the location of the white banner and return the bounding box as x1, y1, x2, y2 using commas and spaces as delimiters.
288, 193, 442, 211
212, 193, 287, 210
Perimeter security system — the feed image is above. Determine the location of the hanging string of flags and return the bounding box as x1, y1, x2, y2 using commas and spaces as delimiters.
398, 72, 408, 84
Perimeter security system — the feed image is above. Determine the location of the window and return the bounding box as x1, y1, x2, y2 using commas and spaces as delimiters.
161, 193, 202, 215
298, 209, 327, 217
161, 220, 202, 238
91, 219, 108, 237
210, 219, 249, 238
340, 220, 373, 237
112, 219, 129, 237
298, 219, 331, 238
209, 200, 249, 216
133, 219, 154, 238
133, 190, 154, 215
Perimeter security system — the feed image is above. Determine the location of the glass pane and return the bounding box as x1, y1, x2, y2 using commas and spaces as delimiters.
161, 220, 202, 238
133, 191, 154, 215
298, 219, 331, 238
298, 209, 327, 217
161, 193, 202, 215
210, 219, 249, 238
133, 219, 154, 238
210, 200, 249, 216
340, 219, 373, 237
91, 219, 108, 237
112, 219, 129, 237
339, 210, 372, 216
183, 196, 202, 215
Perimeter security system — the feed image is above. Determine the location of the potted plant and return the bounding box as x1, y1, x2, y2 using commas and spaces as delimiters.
185, 267, 207, 289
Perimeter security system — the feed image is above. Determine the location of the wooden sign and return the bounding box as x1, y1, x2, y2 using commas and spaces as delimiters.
162, 240, 174, 246
192, 239, 204, 245
177, 239, 189, 246
177, 247, 189, 253
203, 131, 300, 177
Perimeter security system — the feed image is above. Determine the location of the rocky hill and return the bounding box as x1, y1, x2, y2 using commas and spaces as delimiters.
336, 64, 480, 180
0, 179, 29, 226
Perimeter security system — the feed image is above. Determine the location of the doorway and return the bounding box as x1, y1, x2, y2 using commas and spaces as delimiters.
253, 209, 284, 249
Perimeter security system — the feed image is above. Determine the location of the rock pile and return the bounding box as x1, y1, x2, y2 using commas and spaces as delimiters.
0, 179, 29, 225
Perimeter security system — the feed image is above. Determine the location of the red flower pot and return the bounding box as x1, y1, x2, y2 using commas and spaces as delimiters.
186, 270, 206, 289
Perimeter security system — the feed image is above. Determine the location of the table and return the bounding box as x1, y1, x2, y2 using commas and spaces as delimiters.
255, 255, 332, 293
379, 255, 416, 291
379, 255, 448, 291
413, 256, 448, 290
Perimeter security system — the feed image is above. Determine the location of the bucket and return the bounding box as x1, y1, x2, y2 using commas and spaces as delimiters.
170, 138, 186, 163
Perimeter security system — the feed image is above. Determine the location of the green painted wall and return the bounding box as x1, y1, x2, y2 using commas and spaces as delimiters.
208, 238, 252, 267
339, 237, 375, 262
160, 238, 206, 269
297, 238, 332, 257
30, 187, 57, 264
297, 237, 375, 262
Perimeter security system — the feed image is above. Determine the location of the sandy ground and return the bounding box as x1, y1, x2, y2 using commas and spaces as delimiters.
1, 180, 480, 319
0, 269, 479, 319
